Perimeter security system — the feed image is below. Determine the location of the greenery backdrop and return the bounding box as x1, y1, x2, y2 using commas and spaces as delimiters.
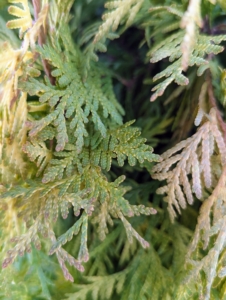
1, 0, 226, 299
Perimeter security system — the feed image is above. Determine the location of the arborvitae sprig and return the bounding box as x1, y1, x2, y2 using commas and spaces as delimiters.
1, 19, 160, 280
152, 107, 226, 220
21, 26, 124, 153
151, 77, 226, 298
6, 0, 32, 38
147, 5, 226, 101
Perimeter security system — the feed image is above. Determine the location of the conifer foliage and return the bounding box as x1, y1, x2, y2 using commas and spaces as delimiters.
1, 0, 226, 299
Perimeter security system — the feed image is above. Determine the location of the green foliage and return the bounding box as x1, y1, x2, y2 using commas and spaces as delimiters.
146, 6, 226, 101
1, 0, 226, 299
21, 26, 125, 153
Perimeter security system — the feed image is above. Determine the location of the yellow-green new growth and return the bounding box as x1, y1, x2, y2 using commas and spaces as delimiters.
7, 0, 32, 38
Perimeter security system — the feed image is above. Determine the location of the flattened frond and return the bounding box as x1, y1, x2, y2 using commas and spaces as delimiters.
152, 108, 226, 220
149, 32, 226, 101
147, 7, 226, 101
20, 26, 125, 153
7, 0, 32, 37
185, 165, 226, 300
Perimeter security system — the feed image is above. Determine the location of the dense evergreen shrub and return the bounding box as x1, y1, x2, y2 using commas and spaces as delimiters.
1, 1, 226, 299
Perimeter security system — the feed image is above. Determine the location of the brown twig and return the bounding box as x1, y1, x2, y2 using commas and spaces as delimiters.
32, 0, 41, 20
31, 0, 55, 152
32, 0, 55, 85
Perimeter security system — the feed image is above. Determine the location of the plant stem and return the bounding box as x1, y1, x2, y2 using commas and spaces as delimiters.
32, 0, 55, 85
